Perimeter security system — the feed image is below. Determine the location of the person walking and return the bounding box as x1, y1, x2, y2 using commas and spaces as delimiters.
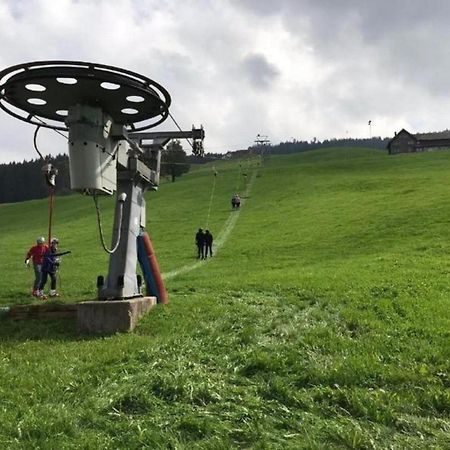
195, 228, 206, 259
231, 193, 241, 209
25, 236, 48, 297
37, 238, 71, 299
204, 230, 213, 258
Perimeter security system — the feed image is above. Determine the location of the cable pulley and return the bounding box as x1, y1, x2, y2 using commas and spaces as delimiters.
0, 60, 171, 132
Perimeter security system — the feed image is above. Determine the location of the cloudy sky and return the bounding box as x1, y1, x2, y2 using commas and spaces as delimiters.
0, 0, 450, 162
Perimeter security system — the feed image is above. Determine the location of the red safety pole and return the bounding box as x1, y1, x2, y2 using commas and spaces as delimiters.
142, 232, 169, 304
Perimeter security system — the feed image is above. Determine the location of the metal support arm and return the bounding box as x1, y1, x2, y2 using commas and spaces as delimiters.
129, 127, 205, 143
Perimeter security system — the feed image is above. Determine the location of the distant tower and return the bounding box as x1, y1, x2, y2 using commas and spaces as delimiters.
254, 133, 271, 160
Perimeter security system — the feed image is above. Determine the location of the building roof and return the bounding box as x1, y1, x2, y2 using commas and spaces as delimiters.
386, 128, 413, 150
414, 130, 450, 140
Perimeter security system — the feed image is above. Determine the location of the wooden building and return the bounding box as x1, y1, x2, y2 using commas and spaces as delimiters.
387, 129, 450, 154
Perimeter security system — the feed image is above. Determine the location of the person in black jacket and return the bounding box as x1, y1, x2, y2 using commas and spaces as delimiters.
195, 228, 206, 259
204, 230, 213, 258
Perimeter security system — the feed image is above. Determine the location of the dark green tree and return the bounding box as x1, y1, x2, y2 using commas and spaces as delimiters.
161, 140, 190, 182
0, 153, 72, 204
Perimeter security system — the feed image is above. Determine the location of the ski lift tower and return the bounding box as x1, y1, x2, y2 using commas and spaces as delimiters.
0, 60, 196, 333
254, 133, 271, 161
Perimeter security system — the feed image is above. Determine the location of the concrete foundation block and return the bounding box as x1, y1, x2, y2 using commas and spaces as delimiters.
77, 296, 157, 334
9, 303, 78, 320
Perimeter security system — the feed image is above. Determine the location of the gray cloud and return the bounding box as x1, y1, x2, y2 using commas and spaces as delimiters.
235, 0, 450, 99
1, 0, 450, 162
241, 53, 280, 89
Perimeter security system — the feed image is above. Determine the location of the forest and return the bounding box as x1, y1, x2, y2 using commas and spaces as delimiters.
0, 137, 389, 203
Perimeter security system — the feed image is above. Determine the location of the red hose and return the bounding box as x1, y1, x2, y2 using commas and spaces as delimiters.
47, 186, 55, 244
141, 232, 169, 304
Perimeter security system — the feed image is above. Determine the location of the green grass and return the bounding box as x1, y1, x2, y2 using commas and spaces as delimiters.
0, 148, 449, 448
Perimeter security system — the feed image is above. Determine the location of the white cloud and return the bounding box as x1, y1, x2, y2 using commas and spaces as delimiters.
1, 0, 450, 162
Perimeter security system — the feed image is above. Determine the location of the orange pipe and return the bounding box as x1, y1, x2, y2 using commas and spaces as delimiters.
141, 232, 169, 304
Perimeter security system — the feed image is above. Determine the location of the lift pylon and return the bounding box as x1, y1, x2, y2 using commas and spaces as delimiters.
0, 60, 176, 301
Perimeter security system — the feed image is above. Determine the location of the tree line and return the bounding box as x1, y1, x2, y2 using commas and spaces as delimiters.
248, 136, 390, 155
0, 142, 191, 204
0, 137, 389, 204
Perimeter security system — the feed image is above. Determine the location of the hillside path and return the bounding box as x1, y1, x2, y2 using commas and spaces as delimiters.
162, 169, 257, 280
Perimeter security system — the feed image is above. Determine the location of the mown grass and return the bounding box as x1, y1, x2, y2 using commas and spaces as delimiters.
0, 148, 449, 448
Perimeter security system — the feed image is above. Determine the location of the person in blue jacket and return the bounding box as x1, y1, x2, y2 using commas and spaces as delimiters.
37, 238, 71, 299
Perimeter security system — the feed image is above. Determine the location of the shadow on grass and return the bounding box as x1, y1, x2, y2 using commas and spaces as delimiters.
0, 316, 80, 342
0, 314, 152, 344
0, 314, 114, 343
0, 297, 146, 342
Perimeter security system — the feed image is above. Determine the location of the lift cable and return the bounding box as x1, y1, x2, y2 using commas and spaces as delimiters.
205, 167, 218, 229
92, 193, 124, 254
235, 162, 242, 192
34, 116, 69, 141
33, 125, 45, 160
32, 117, 68, 161
168, 112, 195, 150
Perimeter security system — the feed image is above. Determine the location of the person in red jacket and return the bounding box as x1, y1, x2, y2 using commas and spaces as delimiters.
37, 238, 71, 299
25, 236, 48, 297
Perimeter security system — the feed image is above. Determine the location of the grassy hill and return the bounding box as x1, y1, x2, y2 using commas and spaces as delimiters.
0, 148, 449, 448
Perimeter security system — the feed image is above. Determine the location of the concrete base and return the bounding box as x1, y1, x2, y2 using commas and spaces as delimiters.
9, 303, 77, 320
77, 296, 157, 334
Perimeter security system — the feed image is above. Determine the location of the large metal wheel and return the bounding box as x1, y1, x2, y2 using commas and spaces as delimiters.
0, 60, 171, 131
